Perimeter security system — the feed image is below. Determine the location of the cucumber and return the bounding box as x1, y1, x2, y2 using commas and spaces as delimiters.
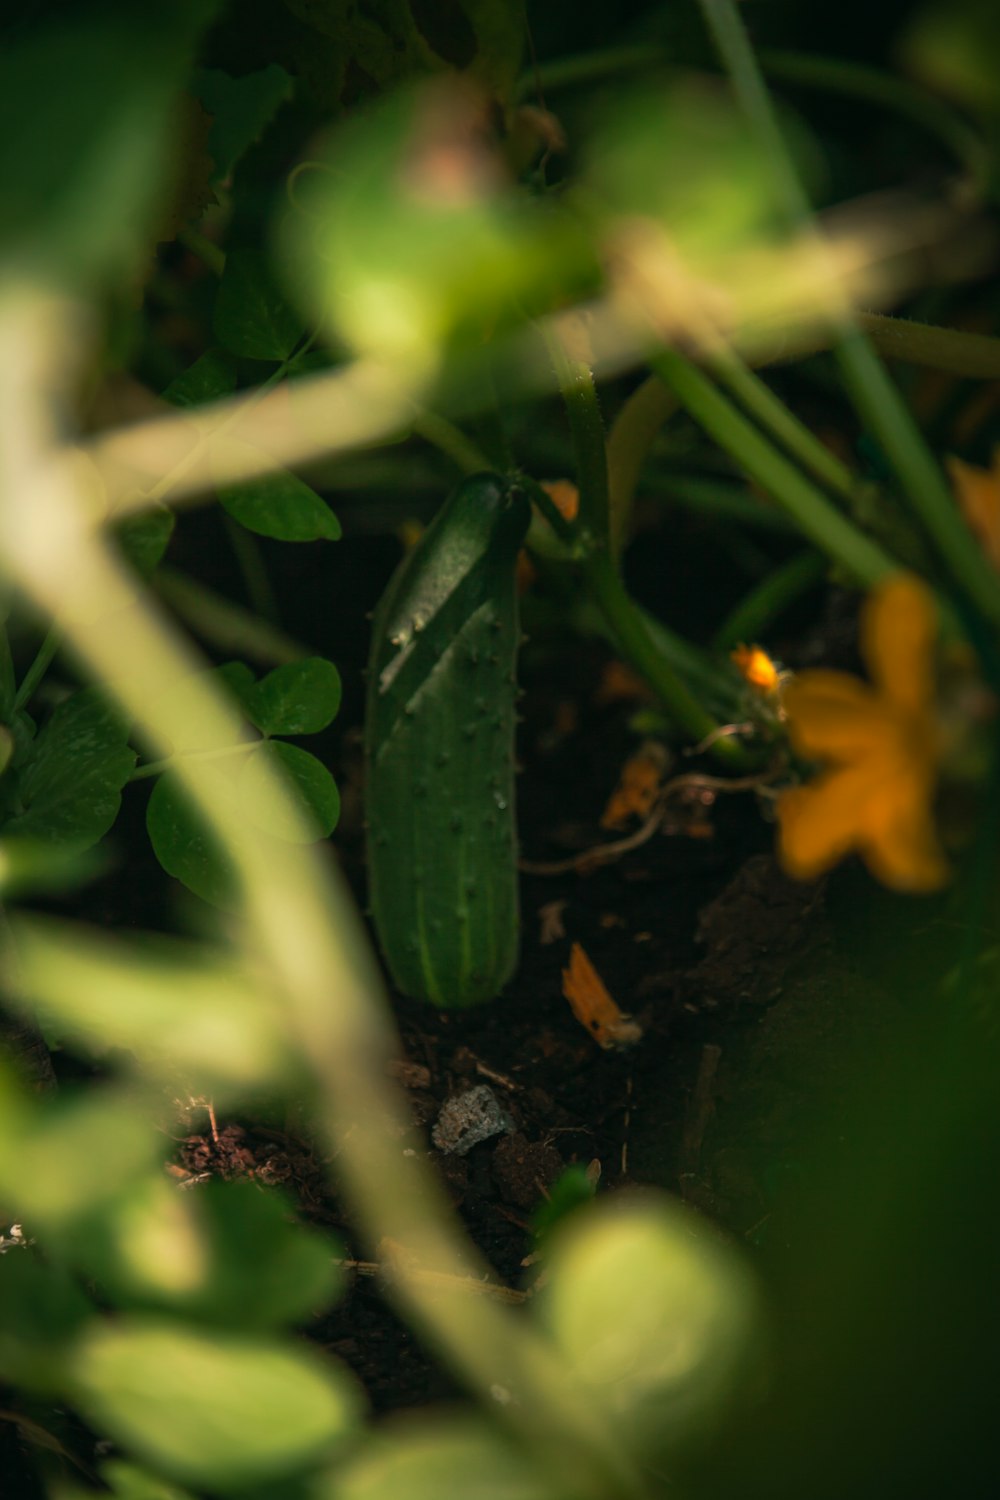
365, 473, 530, 1006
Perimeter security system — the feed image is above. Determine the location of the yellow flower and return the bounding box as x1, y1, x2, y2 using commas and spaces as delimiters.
776, 574, 948, 892
947, 449, 1000, 572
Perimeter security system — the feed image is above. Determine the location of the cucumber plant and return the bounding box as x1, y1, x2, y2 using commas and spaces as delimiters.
365, 473, 530, 1007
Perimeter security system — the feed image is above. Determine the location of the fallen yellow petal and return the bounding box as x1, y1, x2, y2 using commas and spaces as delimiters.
561, 942, 643, 1050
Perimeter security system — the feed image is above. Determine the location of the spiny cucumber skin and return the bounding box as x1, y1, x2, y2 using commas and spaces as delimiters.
365, 475, 529, 1007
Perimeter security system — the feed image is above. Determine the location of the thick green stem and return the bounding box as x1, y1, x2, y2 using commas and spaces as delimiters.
758, 48, 990, 199
707, 350, 856, 501
698, 0, 1000, 629
649, 347, 896, 586
583, 550, 751, 768
544, 321, 612, 551
409, 407, 492, 476
155, 567, 310, 666
14, 625, 60, 712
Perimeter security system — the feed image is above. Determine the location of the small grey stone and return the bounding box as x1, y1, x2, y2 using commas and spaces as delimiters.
432, 1084, 512, 1157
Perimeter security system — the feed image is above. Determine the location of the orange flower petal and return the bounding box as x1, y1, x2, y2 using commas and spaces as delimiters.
783, 672, 891, 760
858, 770, 949, 892
775, 765, 876, 881
947, 452, 1000, 574
862, 573, 937, 716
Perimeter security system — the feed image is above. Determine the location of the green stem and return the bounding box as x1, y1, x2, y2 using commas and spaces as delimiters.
177, 226, 226, 278
516, 42, 989, 194
155, 567, 310, 666
759, 48, 990, 199
543, 322, 611, 551
542, 328, 749, 760
707, 349, 856, 501
649, 346, 896, 586
519, 474, 580, 550
225, 518, 279, 624
608, 316, 1000, 558
583, 549, 751, 768
607, 379, 680, 557
713, 551, 827, 650
655, 476, 797, 533
409, 408, 492, 476
130, 739, 259, 782
13, 626, 60, 712
515, 44, 658, 102
698, 0, 1000, 629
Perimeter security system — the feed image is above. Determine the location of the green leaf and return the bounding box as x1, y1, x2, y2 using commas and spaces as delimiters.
246, 658, 342, 735
0, 838, 110, 899
84, 1179, 343, 1330
537, 1196, 763, 1457
69, 1320, 364, 1492
580, 83, 790, 261
2, 690, 136, 850
162, 348, 237, 408
0, 5, 215, 290
213, 248, 305, 361
280, 80, 595, 363
0, 1242, 93, 1390
115, 507, 175, 578
218, 468, 341, 541
0, 1082, 162, 1232
530, 1164, 597, 1248
6, 916, 296, 1092
192, 66, 295, 183
146, 772, 237, 909
100, 1460, 196, 1500
239, 742, 339, 841
321, 1414, 559, 1500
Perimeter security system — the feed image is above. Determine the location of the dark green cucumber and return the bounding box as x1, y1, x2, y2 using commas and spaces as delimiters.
365, 473, 530, 1007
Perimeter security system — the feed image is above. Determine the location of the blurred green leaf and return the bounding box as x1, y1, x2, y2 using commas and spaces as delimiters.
114, 507, 175, 578
530, 1164, 597, 1247
147, 737, 337, 904
214, 660, 259, 708
162, 348, 238, 408
1, 691, 136, 850
239, 742, 340, 841
280, 78, 595, 363
580, 81, 780, 260
69, 1319, 364, 1491
81, 1178, 343, 1330
6, 916, 296, 1091
245, 658, 342, 735
192, 65, 295, 183
902, 0, 1000, 113
213, 248, 305, 361
0, 1082, 162, 1231
321, 1413, 560, 1500
537, 1195, 762, 1457
100, 1459, 196, 1500
0, 1244, 94, 1390
0, 4, 216, 289
218, 467, 341, 542
0, 838, 110, 899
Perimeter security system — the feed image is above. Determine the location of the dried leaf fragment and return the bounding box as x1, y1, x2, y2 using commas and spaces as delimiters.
600, 741, 669, 830
561, 942, 643, 1051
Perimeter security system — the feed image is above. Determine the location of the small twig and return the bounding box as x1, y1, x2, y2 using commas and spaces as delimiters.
520, 763, 783, 876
